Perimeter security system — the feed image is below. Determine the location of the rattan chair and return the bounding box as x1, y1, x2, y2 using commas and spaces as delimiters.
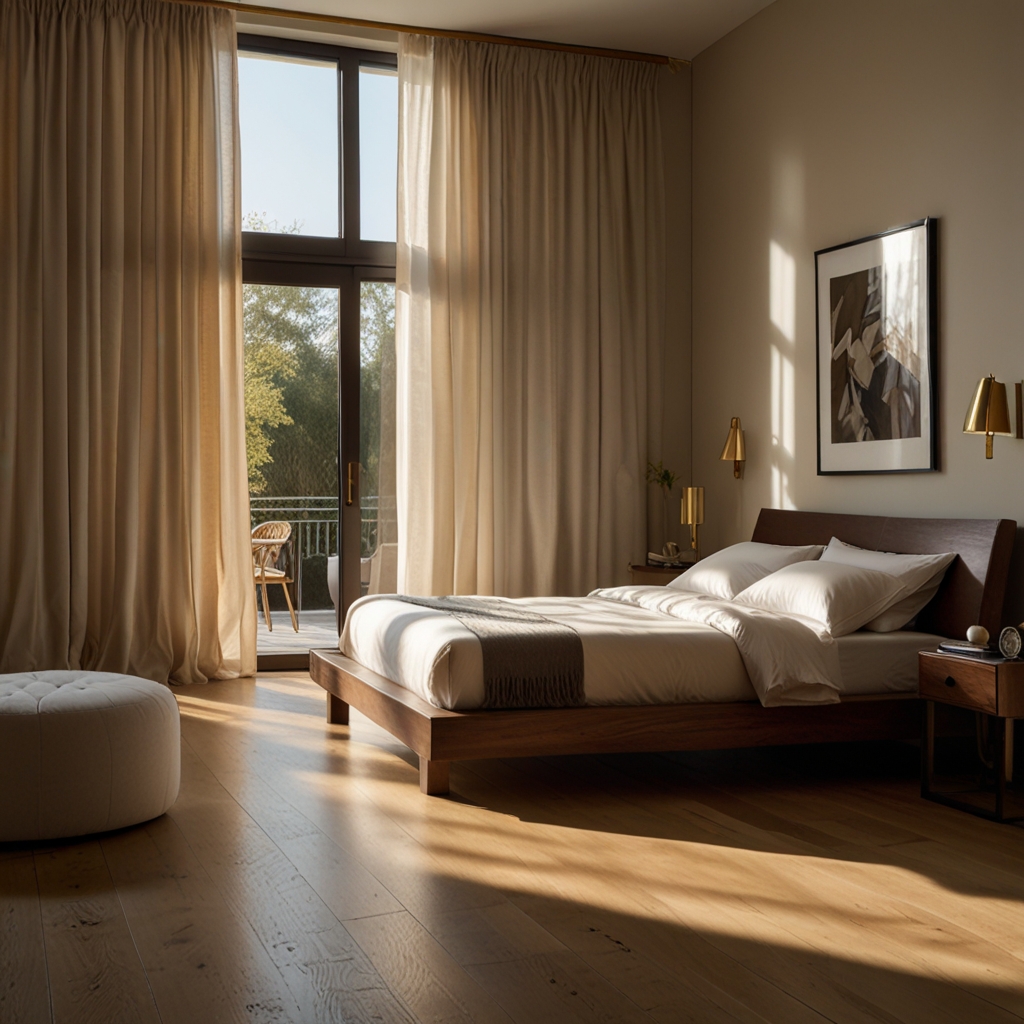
252, 521, 298, 632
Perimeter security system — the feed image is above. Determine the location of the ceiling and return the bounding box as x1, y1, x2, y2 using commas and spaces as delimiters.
238, 0, 775, 61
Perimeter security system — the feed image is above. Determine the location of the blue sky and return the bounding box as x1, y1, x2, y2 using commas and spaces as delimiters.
238, 52, 397, 242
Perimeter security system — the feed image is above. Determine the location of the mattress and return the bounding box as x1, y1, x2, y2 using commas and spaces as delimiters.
341, 593, 943, 711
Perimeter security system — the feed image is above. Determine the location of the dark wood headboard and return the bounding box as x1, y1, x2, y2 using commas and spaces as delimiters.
751, 509, 1016, 640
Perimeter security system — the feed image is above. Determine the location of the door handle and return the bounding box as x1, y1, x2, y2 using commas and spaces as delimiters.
346, 462, 359, 507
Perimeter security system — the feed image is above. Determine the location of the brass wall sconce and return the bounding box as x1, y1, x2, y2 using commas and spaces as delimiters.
963, 375, 1013, 458
681, 486, 704, 560
720, 417, 746, 478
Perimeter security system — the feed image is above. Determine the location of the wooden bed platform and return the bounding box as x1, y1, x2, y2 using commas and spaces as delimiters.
310, 509, 1016, 795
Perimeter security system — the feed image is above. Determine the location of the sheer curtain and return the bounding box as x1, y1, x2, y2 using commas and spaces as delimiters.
0, 0, 255, 683
396, 34, 664, 597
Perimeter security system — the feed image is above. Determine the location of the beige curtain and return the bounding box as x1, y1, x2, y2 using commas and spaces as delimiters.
396, 35, 664, 597
0, 0, 255, 683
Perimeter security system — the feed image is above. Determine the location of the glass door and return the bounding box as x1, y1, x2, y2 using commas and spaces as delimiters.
237, 34, 397, 668
243, 267, 396, 663
244, 282, 341, 657
336, 272, 397, 629
358, 280, 398, 598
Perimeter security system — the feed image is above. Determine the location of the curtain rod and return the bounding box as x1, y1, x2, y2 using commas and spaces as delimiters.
170, 0, 688, 67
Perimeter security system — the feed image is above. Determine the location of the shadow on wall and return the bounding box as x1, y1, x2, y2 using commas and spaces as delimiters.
1001, 527, 1024, 628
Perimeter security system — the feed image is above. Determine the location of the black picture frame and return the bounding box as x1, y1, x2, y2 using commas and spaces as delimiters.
815, 218, 938, 475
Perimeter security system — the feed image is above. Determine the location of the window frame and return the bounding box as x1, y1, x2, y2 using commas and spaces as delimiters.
237, 33, 398, 269
238, 33, 398, 663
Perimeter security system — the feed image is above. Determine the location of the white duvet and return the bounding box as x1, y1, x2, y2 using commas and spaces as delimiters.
341, 585, 940, 712
589, 585, 840, 706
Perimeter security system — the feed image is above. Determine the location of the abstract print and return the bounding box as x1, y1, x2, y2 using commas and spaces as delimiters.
830, 264, 921, 444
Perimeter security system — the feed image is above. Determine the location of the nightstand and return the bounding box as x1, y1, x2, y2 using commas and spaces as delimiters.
919, 650, 1024, 822
628, 563, 690, 585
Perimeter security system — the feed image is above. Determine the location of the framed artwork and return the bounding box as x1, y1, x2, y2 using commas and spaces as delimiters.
815, 218, 937, 474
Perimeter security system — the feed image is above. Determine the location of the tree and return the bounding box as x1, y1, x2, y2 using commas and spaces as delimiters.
244, 335, 293, 493
358, 281, 397, 553
241, 213, 397, 509
359, 282, 396, 502
245, 282, 339, 497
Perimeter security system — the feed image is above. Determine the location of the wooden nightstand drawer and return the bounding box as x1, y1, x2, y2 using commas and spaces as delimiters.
919, 654, 997, 713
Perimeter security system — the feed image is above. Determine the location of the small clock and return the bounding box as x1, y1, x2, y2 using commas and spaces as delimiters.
998, 626, 1022, 660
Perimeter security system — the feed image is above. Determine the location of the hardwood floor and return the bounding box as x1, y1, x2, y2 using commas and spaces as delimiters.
3, 672, 1024, 1023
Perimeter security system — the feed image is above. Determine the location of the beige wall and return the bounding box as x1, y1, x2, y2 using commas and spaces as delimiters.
691, 0, 1024, 613
651, 64, 693, 554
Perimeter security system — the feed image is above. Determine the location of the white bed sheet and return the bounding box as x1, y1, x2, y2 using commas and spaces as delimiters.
835, 630, 943, 696
341, 593, 942, 711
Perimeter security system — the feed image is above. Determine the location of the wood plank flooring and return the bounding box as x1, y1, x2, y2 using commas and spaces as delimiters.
3, 671, 1024, 1023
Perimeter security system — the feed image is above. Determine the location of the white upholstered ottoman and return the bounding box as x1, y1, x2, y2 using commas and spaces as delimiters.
0, 671, 180, 842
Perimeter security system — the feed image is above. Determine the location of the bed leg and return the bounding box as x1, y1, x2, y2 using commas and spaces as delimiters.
327, 692, 349, 725
419, 757, 450, 796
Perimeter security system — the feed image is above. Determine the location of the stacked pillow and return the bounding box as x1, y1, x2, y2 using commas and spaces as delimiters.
734, 559, 906, 636
817, 537, 956, 631
670, 537, 956, 637
666, 541, 824, 601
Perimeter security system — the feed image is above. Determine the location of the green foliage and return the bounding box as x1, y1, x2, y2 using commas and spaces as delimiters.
244, 337, 294, 493
244, 283, 340, 497
241, 205, 397, 502
241, 223, 397, 505
646, 460, 679, 495
242, 211, 306, 494
359, 281, 396, 504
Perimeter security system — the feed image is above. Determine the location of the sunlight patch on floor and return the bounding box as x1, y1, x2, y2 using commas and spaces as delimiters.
178, 673, 1024, 999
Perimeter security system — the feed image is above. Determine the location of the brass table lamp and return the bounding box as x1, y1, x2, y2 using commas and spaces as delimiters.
681, 486, 704, 560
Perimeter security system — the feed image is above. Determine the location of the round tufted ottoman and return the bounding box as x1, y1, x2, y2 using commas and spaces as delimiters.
0, 671, 180, 842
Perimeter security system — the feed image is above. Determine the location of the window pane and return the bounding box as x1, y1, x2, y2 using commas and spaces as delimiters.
359, 66, 398, 242
244, 284, 340, 653
239, 52, 339, 237
360, 282, 397, 595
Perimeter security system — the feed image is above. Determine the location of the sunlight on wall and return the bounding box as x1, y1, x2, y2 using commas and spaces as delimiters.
770, 344, 795, 508
881, 229, 923, 382
769, 241, 796, 509
769, 241, 796, 342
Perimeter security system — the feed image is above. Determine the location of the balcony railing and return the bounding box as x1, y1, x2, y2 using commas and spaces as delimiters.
251, 495, 339, 560
250, 495, 396, 610
251, 495, 393, 558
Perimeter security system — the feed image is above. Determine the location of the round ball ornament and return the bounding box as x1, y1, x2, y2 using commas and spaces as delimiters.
998, 626, 1022, 660
966, 625, 989, 646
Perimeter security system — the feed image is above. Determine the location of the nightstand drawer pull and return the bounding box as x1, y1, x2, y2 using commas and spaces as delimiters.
944, 676, 956, 687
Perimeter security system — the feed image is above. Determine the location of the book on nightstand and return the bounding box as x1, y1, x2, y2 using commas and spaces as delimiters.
936, 641, 1004, 661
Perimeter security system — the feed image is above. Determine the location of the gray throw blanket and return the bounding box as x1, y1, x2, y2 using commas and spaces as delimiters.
394, 596, 584, 709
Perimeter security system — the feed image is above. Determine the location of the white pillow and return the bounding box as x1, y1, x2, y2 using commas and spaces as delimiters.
666, 541, 824, 601
819, 537, 956, 632
734, 560, 907, 637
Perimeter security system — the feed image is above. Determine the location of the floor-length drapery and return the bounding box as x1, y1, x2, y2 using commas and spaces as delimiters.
0, 0, 255, 682
396, 34, 664, 598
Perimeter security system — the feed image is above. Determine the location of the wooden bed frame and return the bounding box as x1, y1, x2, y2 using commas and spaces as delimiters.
310, 509, 1016, 795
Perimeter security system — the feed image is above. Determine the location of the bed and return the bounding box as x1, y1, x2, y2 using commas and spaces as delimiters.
310, 509, 1016, 795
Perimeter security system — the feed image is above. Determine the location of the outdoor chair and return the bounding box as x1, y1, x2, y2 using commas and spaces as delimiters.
252, 521, 298, 632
